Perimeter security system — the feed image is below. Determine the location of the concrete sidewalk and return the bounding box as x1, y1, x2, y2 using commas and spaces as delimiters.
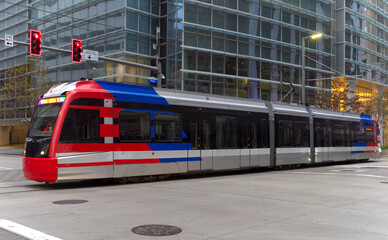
0, 144, 24, 156
382, 149, 388, 156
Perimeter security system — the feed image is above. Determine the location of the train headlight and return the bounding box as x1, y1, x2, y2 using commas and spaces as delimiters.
39, 143, 50, 157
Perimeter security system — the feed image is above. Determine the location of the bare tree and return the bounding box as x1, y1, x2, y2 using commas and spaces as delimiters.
0, 57, 53, 123
360, 96, 388, 145
315, 81, 362, 112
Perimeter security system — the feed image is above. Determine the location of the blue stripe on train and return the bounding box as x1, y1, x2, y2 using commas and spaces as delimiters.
95, 80, 169, 105
351, 151, 365, 154
360, 113, 374, 124
148, 143, 193, 151
160, 157, 201, 163
354, 143, 368, 147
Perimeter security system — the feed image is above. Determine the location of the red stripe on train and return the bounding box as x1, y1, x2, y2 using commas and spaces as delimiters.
114, 159, 161, 165
364, 150, 377, 153
366, 143, 379, 147
56, 143, 113, 153
114, 143, 152, 151
58, 161, 113, 168
100, 124, 119, 137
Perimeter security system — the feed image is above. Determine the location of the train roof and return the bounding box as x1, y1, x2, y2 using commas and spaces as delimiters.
42, 80, 374, 122
310, 106, 374, 123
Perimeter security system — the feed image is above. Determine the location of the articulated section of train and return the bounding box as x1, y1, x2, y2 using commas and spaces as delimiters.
23, 80, 381, 183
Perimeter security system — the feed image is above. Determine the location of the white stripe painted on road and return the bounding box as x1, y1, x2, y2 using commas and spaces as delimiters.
0, 167, 13, 170
0, 219, 62, 240
290, 171, 388, 179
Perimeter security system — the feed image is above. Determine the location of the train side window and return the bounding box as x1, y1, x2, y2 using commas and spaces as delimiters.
315, 122, 322, 147
278, 120, 293, 147
118, 111, 150, 142
333, 124, 345, 147
355, 124, 365, 143
59, 108, 102, 143
294, 121, 309, 147
216, 116, 237, 148
365, 127, 374, 142
250, 121, 258, 148
154, 113, 182, 142
239, 119, 249, 148
346, 122, 354, 146
202, 120, 211, 149
189, 120, 199, 149
261, 119, 269, 148
324, 125, 332, 147
189, 119, 211, 149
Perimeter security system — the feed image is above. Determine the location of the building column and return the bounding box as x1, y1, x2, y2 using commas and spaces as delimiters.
335, 0, 346, 75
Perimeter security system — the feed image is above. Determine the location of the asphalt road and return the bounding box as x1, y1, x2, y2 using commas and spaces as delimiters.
1, 154, 388, 240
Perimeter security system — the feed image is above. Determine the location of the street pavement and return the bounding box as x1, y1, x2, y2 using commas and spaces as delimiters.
0, 144, 24, 156
1, 152, 388, 239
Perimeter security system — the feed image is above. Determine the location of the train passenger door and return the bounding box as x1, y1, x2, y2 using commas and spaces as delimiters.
188, 119, 212, 171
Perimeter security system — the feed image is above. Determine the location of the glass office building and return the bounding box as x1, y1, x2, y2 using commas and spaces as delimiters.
336, 0, 388, 98
0, 0, 29, 71
28, 0, 159, 86
337, 0, 388, 145
9, 0, 334, 105
175, 0, 334, 104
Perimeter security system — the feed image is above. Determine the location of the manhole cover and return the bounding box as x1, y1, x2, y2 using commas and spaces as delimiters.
52, 199, 88, 205
380, 182, 388, 184
132, 224, 182, 236
340, 169, 355, 172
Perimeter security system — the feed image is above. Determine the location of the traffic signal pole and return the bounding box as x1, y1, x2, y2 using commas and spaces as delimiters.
0, 37, 159, 72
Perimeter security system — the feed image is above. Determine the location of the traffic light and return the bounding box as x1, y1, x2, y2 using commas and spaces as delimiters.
30, 29, 41, 56
72, 39, 82, 63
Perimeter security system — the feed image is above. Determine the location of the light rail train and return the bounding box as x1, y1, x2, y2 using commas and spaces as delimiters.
23, 80, 381, 183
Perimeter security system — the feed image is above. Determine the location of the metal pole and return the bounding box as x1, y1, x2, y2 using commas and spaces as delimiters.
302, 37, 306, 106
156, 27, 161, 88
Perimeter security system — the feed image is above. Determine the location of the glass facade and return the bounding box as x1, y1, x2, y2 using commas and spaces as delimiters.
0, 0, 386, 108
0, 0, 29, 70
176, 0, 334, 104
0, 0, 334, 106
28, 0, 158, 85
343, 0, 388, 86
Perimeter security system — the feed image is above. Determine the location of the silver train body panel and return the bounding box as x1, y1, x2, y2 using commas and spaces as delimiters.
53, 87, 380, 181
276, 148, 311, 165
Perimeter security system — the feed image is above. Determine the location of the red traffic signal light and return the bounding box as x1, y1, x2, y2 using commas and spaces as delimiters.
30, 29, 41, 56
72, 39, 82, 63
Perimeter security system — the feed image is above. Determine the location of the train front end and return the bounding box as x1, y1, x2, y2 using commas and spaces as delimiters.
23, 97, 64, 182
23, 83, 72, 183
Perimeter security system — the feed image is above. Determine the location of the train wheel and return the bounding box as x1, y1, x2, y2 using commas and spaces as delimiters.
116, 177, 130, 184
157, 174, 172, 181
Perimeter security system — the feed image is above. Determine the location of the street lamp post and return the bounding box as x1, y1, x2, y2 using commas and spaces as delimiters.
301, 33, 323, 105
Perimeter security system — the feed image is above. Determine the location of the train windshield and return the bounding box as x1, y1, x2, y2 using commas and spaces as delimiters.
28, 103, 62, 138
